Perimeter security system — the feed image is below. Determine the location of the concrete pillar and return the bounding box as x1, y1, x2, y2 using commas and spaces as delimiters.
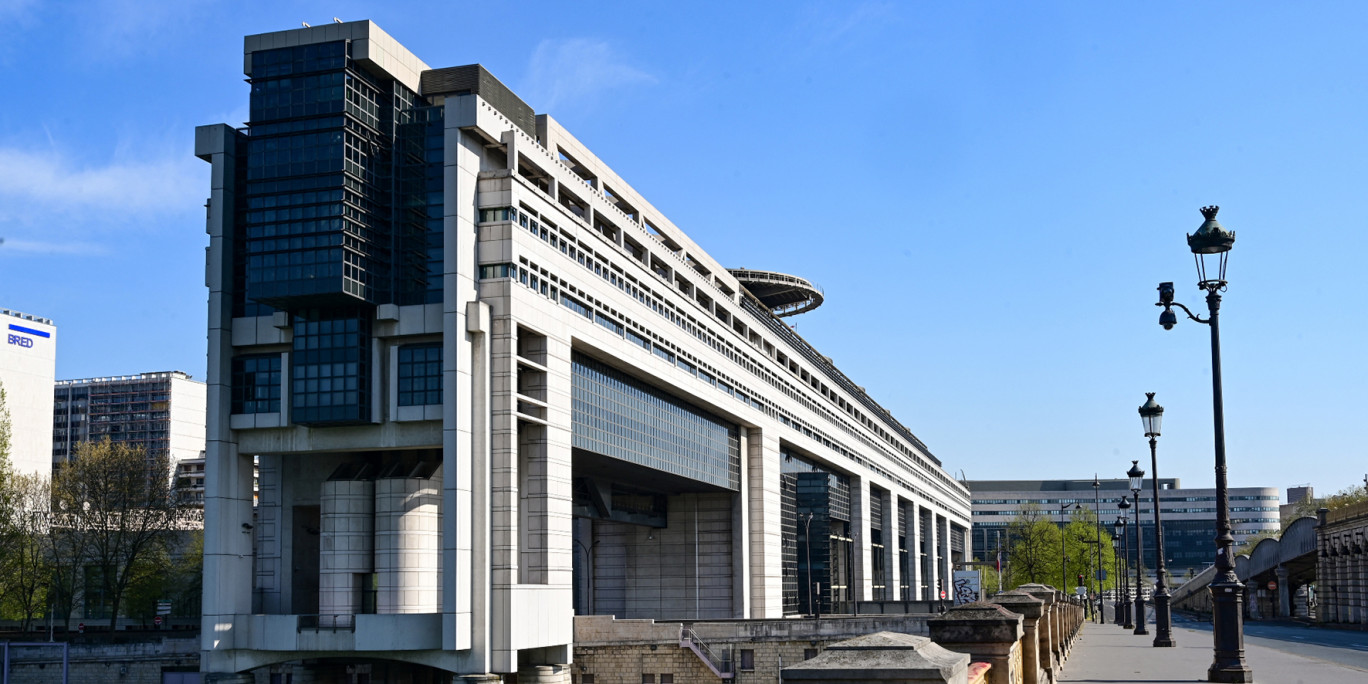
939, 515, 952, 602
928, 602, 1025, 684
923, 506, 938, 601
992, 590, 1046, 684
376, 476, 441, 613
1018, 584, 1058, 677
517, 664, 571, 683
319, 478, 375, 617
882, 489, 898, 602
1276, 566, 1291, 618
747, 427, 783, 617
853, 475, 873, 602
783, 631, 971, 684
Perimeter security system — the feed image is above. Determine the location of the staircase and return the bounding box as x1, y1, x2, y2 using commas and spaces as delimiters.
679, 627, 734, 679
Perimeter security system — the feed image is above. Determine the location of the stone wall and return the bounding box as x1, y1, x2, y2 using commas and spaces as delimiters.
2, 637, 200, 684
573, 614, 933, 684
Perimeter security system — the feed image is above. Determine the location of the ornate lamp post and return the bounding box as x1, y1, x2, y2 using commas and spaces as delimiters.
1128, 461, 1149, 636
1140, 393, 1176, 647
1111, 531, 1122, 625
1116, 507, 1133, 629
1093, 475, 1105, 623
1155, 205, 1251, 682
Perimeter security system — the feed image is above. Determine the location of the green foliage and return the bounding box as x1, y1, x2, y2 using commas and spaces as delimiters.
1002, 502, 1117, 595
52, 438, 185, 628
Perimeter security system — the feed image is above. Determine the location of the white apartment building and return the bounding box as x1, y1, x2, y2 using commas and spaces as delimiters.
1, 308, 57, 477
197, 20, 971, 683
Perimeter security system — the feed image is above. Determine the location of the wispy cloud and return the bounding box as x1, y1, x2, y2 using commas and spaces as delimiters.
73, 0, 217, 59
522, 38, 656, 113
803, 1, 898, 45
0, 147, 201, 220
0, 238, 107, 256
0, 145, 202, 258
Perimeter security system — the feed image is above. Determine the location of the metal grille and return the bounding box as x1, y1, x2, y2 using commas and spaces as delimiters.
869, 489, 884, 531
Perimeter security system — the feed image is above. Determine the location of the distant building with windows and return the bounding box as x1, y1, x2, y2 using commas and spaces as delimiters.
53, 371, 207, 474
966, 478, 1280, 576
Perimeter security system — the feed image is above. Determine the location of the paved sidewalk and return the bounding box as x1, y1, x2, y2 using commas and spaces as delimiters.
1058, 622, 1368, 683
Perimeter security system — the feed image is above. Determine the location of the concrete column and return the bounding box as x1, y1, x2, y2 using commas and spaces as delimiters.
517, 664, 571, 683
540, 334, 576, 591
992, 590, 1046, 684
853, 475, 873, 602
884, 490, 899, 602
928, 602, 1025, 684
747, 427, 783, 617
904, 499, 920, 601
376, 476, 441, 613
922, 506, 937, 601
732, 430, 750, 617
938, 514, 951, 601
1018, 584, 1058, 677
319, 479, 375, 616
1276, 566, 1291, 618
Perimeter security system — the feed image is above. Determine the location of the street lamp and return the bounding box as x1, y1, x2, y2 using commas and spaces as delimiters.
1111, 531, 1122, 625
1093, 475, 1105, 623
1155, 205, 1251, 682
1116, 507, 1133, 629
1140, 393, 1176, 647
1128, 460, 1149, 636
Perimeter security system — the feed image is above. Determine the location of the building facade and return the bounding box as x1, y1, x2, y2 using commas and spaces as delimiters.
1, 308, 57, 477
53, 370, 207, 474
197, 20, 971, 682
967, 479, 1280, 577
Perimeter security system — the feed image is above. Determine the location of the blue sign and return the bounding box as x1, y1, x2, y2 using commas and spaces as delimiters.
8, 323, 50, 338
7, 323, 49, 349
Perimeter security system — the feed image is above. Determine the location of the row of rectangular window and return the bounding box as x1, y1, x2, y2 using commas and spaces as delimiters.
496, 196, 961, 504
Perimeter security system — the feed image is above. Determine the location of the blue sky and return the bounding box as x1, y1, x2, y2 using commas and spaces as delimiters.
2, 1, 1365, 495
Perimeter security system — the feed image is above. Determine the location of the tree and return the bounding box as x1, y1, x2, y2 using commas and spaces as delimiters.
1, 473, 53, 630
1004, 503, 1062, 589
52, 439, 185, 628
1063, 507, 1117, 596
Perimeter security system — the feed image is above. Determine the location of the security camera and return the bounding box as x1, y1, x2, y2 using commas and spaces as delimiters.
241, 523, 254, 532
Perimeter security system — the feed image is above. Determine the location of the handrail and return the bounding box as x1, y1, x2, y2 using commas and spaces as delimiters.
680, 627, 732, 677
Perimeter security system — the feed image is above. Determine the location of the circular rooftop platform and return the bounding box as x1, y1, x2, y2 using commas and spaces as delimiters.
728, 268, 824, 317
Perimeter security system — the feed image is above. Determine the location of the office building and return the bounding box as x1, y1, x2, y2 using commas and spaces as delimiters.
1, 308, 57, 477
197, 20, 971, 683
967, 479, 1280, 577
53, 370, 207, 474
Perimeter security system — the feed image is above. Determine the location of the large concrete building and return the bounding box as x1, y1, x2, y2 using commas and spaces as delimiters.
1, 308, 57, 477
53, 370, 207, 473
967, 478, 1280, 577
196, 20, 971, 683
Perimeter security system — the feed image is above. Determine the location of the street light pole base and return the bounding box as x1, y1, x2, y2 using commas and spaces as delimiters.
1207, 665, 1254, 683
1153, 636, 1176, 647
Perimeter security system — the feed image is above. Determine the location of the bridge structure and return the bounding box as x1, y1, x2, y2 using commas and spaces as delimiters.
1170, 508, 1368, 629
1170, 516, 1318, 620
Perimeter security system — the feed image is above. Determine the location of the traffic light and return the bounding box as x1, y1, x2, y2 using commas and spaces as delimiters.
1077, 573, 1084, 585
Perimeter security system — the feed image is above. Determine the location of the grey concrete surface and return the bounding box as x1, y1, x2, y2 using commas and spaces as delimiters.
1058, 618, 1368, 683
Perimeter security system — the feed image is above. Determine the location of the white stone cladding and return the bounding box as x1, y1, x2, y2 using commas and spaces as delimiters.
319, 479, 375, 616
375, 476, 442, 614
198, 19, 972, 681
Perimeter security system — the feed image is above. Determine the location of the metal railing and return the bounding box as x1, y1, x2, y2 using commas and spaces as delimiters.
680, 627, 732, 677
297, 614, 355, 632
